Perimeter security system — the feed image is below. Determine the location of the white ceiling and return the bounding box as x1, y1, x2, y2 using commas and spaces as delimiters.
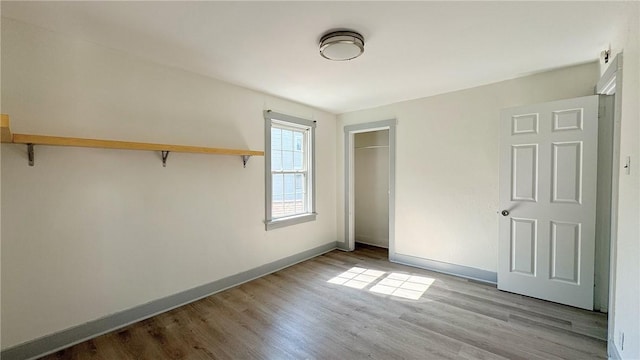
1, 1, 630, 114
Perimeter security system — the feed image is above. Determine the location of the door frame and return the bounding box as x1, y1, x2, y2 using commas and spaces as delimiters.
596, 53, 623, 357
342, 119, 396, 259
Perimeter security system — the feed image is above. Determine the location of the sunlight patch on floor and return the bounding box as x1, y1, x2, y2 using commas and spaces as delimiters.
327, 267, 385, 289
328, 267, 434, 300
370, 273, 434, 300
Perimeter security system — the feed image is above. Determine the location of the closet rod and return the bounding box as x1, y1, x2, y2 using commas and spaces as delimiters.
355, 145, 389, 149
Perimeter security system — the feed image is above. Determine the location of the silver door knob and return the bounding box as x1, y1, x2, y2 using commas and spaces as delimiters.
501, 210, 510, 216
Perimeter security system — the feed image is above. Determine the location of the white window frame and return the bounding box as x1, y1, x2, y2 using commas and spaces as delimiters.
264, 110, 316, 230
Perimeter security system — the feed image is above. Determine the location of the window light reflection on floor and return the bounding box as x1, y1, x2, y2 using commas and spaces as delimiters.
327, 267, 385, 289
327, 267, 434, 300
370, 273, 434, 300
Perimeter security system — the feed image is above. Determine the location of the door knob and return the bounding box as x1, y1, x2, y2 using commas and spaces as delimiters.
501, 210, 510, 217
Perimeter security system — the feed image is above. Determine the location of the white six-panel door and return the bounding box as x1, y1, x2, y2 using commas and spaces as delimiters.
498, 95, 599, 310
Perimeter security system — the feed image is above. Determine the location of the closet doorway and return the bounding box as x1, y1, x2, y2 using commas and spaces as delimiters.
354, 130, 390, 249
343, 119, 396, 258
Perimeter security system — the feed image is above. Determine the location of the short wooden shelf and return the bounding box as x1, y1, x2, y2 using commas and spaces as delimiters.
1, 114, 12, 143
0, 114, 264, 167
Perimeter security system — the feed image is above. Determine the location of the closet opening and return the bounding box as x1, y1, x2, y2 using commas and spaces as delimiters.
354, 130, 390, 250
343, 119, 396, 259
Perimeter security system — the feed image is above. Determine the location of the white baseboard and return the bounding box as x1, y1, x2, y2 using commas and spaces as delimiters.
391, 252, 497, 284
609, 339, 622, 360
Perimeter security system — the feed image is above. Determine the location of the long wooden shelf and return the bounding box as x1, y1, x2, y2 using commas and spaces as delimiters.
1, 114, 264, 166
10, 134, 264, 156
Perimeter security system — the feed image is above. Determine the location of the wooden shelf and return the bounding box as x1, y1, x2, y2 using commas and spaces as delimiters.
1, 114, 264, 166
10, 134, 264, 156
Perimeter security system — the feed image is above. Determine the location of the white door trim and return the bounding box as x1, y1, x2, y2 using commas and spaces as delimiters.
342, 120, 396, 259
597, 53, 623, 358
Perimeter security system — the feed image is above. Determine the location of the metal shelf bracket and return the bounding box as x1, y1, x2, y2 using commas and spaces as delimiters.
27, 143, 34, 166
242, 155, 251, 168
161, 151, 170, 167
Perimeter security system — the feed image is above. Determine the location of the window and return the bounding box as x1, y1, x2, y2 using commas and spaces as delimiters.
264, 111, 316, 230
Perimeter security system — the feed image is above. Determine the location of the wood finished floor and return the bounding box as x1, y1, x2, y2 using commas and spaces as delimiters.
40, 245, 608, 360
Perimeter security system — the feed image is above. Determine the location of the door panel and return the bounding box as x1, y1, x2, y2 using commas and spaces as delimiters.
550, 221, 581, 283
510, 218, 537, 275
553, 109, 583, 131
511, 144, 538, 202
552, 142, 582, 203
512, 114, 539, 135
499, 95, 598, 310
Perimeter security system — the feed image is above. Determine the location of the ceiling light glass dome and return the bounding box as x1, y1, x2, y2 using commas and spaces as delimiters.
319, 31, 365, 61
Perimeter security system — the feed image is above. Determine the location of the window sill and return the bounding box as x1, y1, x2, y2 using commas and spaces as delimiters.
265, 213, 317, 231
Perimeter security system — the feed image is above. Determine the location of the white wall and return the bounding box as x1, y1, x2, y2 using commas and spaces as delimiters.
0, 18, 337, 349
337, 62, 599, 273
605, 3, 640, 359
354, 130, 389, 248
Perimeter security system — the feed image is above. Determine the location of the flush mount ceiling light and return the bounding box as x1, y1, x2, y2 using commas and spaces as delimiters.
319, 31, 365, 61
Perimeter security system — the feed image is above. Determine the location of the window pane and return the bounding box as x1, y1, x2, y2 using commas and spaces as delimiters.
294, 152, 303, 170
272, 174, 283, 198
295, 174, 306, 211
295, 174, 303, 191
271, 128, 282, 150
294, 132, 303, 151
271, 150, 282, 170
282, 130, 293, 151
282, 150, 294, 170
284, 174, 295, 201
272, 174, 284, 218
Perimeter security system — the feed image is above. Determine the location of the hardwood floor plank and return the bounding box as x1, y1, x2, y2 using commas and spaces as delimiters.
398, 311, 563, 360
507, 314, 606, 356
38, 245, 607, 360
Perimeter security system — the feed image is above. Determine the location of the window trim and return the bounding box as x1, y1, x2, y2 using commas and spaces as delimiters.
264, 110, 316, 230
